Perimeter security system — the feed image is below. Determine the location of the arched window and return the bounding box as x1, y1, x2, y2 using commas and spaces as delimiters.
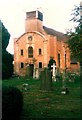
28, 47, 33, 58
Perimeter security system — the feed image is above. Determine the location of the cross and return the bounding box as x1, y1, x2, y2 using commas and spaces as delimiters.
51, 63, 56, 81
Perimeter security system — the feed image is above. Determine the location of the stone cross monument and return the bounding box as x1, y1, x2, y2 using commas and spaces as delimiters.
51, 63, 56, 81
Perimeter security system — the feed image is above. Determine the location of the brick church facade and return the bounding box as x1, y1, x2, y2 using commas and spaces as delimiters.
14, 10, 79, 77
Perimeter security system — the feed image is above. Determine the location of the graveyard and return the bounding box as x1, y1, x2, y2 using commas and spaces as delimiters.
2, 71, 80, 120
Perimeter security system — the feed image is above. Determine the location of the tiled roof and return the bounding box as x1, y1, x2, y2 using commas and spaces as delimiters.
43, 26, 67, 41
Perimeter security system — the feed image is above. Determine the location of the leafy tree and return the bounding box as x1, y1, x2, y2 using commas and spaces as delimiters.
2, 22, 10, 50
2, 50, 13, 79
0, 20, 2, 79
48, 57, 56, 70
66, 2, 82, 74
0, 20, 13, 79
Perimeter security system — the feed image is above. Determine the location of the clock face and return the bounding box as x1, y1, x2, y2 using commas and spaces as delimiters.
28, 36, 32, 41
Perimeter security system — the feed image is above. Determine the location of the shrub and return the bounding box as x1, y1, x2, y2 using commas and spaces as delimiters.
2, 63, 10, 79
48, 57, 56, 70
66, 71, 80, 83
2, 86, 23, 120
2, 50, 13, 80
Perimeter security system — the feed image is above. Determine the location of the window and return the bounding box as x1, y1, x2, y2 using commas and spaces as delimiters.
38, 11, 43, 21
39, 62, 42, 68
21, 49, 23, 56
28, 36, 32, 41
28, 47, 33, 58
26, 11, 36, 18
58, 54, 60, 67
39, 48, 41, 55
65, 54, 66, 67
21, 62, 24, 68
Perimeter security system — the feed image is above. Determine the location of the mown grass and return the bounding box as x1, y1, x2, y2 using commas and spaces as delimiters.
2, 75, 81, 120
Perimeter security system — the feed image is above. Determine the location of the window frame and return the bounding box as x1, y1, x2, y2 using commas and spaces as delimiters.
38, 48, 42, 55
28, 46, 33, 58
20, 62, 24, 68
39, 62, 42, 68
21, 49, 23, 56
28, 36, 32, 41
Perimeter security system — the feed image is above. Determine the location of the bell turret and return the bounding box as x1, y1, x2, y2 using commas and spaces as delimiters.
25, 10, 44, 33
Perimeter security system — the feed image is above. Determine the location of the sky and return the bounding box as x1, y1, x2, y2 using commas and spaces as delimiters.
0, 0, 81, 54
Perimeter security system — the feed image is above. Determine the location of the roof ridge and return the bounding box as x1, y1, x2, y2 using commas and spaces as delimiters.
43, 26, 67, 41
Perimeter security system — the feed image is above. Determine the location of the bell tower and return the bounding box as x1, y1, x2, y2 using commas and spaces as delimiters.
25, 10, 44, 33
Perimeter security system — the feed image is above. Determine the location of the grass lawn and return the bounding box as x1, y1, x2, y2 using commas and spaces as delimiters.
2, 76, 81, 120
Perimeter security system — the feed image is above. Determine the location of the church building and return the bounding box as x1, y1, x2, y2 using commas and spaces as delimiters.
14, 10, 79, 77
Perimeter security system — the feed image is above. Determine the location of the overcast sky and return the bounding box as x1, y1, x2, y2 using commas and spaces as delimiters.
0, 0, 81, 54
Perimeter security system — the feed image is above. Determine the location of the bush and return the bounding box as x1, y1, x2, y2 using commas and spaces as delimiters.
2, 50, 13, 80
66, 71, 80, 83
48, 57, 56, 70
2, 86, 23, 120
2, 63, 10, 79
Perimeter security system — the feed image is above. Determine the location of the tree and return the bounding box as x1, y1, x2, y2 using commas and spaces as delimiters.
48, 57, 56, 70
2, 22, 10, 50
0, 21, 13, 79
0, 20, 2, 79
66, 2, 82, 75
2, 50, 13, 79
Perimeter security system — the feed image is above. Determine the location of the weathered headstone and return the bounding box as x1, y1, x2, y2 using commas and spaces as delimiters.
40, 68, 52, 91
26, 64, 30, 78
61, 69, 69, 95
62, 69, 66, 88
33, 68, 39, 79
26, 64, 34, 78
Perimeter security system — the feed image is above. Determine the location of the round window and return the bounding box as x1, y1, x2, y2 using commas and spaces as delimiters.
28, 36, 32, 41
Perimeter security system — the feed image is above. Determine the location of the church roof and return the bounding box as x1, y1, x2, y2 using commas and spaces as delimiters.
16, 26, 67, 42
43, 26, 67, 41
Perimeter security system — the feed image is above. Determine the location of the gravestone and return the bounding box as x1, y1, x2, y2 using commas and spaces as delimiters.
61, 69, 69, 95
40, 68, 52, 91
48, 57, 56, 81
26, 64, 34, 78
62, 69, 66, 88
26, 64, 30, 78
33, 68, 39, 79
51, 63, 56, 81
